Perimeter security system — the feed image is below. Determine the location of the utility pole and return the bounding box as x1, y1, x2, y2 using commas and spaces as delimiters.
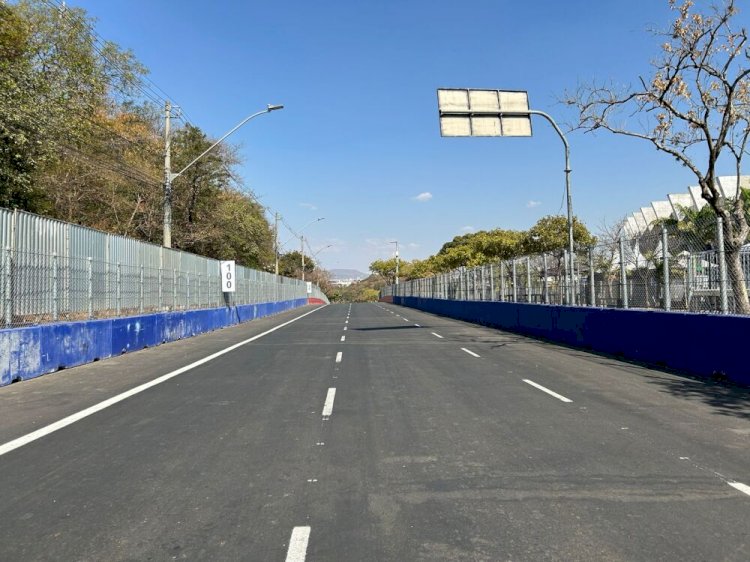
301, 235, 306, 282
395, 241, 400, 285
163, 101, 172, 248
274, 212, 280, 275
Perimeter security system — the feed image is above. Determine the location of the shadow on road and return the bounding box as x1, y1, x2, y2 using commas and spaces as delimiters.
642, 373, 750, 420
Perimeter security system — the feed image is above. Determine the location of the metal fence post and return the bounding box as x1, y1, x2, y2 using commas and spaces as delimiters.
173, 268, 177, 310
526, 257, 531, 303
198, 273, 202, 308
87, 257, 93, 319
543, 253, 548, 304
116, 262, 121, 316
187, 272, 191, 309
500, 261, 505, 302
588, 247, 595, 307
4, 246, 11, 325
717, 216, 729, 314
489, 264, 494, 300
662, 224, 670, 311
52, 252, 59, 322
512, 259, 517, 302
563, 250, 569, 305
158, 267, 163, 310
139, 264, 144, 314
619, 234, 628, 309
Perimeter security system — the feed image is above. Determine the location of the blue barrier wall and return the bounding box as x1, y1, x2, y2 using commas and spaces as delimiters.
0, 298, 309, 387
393, 297, 750, 387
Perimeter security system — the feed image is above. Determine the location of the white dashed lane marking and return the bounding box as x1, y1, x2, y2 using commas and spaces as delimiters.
335, 352, 343, 363
461, 347, 480, 358
728, 481, 750, 497
523, 379, 573, 403
431, 332, 443, 339
285, 527, 311, 562
322, 388, 336, 418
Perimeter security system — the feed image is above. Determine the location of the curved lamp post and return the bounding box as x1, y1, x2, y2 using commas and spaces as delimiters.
163, 103, 284, 248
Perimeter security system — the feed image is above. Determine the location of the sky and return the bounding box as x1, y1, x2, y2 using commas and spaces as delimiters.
68, 0, 750, 273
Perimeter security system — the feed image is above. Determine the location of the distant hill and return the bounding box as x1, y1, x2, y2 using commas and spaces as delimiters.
329, 269, 368, 281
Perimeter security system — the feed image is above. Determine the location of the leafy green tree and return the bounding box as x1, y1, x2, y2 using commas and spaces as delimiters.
369, 258, 398, 280
0, 3, 48, 211
278, 251, 315, 278
520, 215, 596, 253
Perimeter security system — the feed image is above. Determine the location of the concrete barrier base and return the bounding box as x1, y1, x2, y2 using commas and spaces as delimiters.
0, 298, 310, 386
390, 296, 750, 387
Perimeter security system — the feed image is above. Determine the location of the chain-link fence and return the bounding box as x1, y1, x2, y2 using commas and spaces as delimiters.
0, 208, 327, 328
382, 211, 750, 315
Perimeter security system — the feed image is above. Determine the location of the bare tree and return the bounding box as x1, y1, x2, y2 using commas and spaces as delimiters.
565, 0, 750, 313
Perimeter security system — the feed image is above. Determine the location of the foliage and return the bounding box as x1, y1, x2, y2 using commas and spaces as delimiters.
277, 251, 316, 278
328, 275, 386, 302
369, 215, 594, 284
520, 215, 596, 253
0, 1, 278, 271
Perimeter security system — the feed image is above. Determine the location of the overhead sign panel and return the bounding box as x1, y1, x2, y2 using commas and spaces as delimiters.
437, 88, 532, 137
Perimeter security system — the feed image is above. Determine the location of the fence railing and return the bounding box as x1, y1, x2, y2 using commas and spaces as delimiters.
382, 213, 750, 315
0, 208, 327, 328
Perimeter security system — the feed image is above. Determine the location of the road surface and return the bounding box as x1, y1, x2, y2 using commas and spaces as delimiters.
0, 303, 748, 560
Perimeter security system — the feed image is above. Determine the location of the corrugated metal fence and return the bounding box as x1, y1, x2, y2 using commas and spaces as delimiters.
0, 208, 327, 327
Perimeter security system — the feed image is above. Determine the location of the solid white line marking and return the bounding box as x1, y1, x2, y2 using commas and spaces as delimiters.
335, 351, 343, 363
461, 347, 480, 358
523, 379, 573, 403
285, 526, 311, 562
0, 305, 328, 458
340, 335, 345, 342
431, 332, 444, 339
728, 481, 750, 497
322, 387, 336, 417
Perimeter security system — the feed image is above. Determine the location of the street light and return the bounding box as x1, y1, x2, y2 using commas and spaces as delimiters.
163, 103, 284, 248
311, 244, 333, 261
389, 240, 399, 285
436, 88, 576, 305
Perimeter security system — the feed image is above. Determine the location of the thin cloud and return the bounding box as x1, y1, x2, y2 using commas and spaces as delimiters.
526, 200, 541, 208
300, 202, 318, 211
412, 192, 433, 203
460, 226, 475, 233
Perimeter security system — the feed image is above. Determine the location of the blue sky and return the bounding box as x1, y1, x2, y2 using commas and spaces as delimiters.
71, 0, 750, 273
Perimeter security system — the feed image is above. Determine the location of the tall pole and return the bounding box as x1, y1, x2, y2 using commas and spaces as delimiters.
395, 241, 400, 285
163, 101, 172, 248
274, 212, 280, 275
301, 235, 306, 282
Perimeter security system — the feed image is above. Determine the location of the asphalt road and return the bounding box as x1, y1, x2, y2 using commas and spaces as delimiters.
0, 302, 748, 561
